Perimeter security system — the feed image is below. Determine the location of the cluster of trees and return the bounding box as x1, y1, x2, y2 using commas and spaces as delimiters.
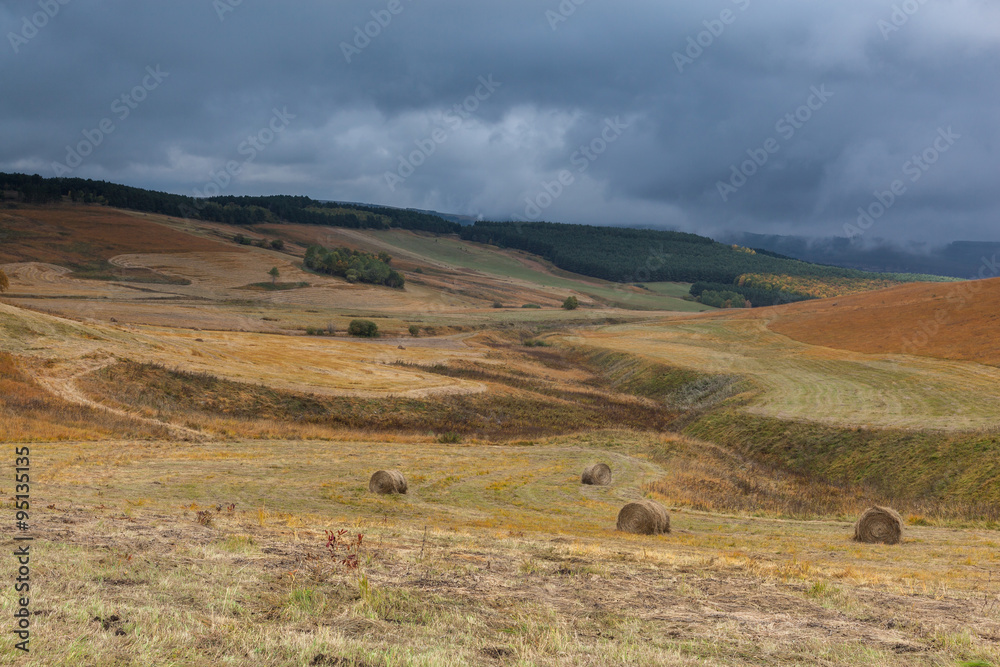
695, 290, 748, 309
234, 234, 283, 250
303, 245, 404, 288
0, 173, 461, 234
689, 281, 811, 308
735, 273, 913, 299
348, 319, 379, 338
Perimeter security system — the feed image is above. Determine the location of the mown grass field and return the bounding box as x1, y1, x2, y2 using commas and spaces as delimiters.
4, 432, 1000, 666
569, 317, 1000, 431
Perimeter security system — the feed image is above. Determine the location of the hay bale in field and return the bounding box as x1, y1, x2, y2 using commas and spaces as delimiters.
581, 463, 612, 486
616, 499, 670, 535
369, 469, 408, 495
852, 506, 903, 544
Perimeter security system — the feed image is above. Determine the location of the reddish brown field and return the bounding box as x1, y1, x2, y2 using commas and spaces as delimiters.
764, 277, 1000, 366
0, 204, 230, 265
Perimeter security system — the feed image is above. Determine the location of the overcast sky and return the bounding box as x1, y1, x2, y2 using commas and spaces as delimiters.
2, 0, 998, 242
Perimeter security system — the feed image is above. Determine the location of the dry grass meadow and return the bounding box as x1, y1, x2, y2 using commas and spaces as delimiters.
2, 203, 1000, 665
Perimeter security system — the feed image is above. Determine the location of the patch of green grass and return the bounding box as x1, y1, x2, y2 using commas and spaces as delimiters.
638, 282, 695, 298
68, 260, 192, 285
370, 231, 713, 312
219, 534, 256, 552
241, 281, 310, 291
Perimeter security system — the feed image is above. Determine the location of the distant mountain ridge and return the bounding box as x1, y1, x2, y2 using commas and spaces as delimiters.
723, 232, 1000, 280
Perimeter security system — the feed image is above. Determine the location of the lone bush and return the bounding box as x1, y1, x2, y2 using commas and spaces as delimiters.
348, 319, 379, 338
408, 324, 420, 337
562, 296, 579, 310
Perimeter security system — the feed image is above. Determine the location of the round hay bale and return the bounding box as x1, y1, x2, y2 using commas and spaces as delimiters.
616, 499, 670, 535
852, 506, 902, 544
581, 463, 612, 486
369, 469, 408, 495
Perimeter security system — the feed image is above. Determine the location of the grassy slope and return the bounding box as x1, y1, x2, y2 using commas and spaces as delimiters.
569, 317, 1000, 431
337, 229, 712, 312
0, 203, 228, 279
0, 351, 166, 441
568, 309, 1000, 513
76, 359, 678, 440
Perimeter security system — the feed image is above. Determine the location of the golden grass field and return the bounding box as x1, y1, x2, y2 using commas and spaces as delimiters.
2, 202, 1000, 665
568, 316, 1000, 431
7, 432, 1000, 666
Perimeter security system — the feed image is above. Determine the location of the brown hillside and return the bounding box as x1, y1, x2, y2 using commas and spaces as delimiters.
766, 277, 1000, 366
0, 203, 229, 265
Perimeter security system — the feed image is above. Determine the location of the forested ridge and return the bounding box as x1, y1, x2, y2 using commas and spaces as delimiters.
0, 173, 460, 234
461, 220, 895, 284
458, 220, 956, 306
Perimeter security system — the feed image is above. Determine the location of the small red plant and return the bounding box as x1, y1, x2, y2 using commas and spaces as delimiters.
325, 529, 364, 570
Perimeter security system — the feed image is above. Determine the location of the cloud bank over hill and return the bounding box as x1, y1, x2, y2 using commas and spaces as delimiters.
2, 0, 998, 242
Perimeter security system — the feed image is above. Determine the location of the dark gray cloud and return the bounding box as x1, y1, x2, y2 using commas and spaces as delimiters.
2, 0, 998, 242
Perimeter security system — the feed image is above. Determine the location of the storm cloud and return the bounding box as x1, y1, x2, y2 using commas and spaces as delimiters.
2, 0, 998, 242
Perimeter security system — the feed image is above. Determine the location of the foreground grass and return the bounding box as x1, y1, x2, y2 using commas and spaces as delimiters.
3, 433, 999, 665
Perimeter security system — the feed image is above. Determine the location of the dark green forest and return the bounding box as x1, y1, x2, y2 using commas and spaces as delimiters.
461, 220, 882, 284
0, 173, 460, 234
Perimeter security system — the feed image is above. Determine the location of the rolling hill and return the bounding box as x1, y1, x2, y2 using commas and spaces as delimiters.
2, 172, 958, 309
765, 277, 1000, 366
3, 180, 1000, 666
